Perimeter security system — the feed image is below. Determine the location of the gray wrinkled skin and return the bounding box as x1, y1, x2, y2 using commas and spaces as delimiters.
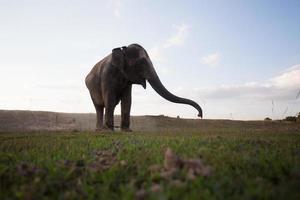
85, 44, 202, 131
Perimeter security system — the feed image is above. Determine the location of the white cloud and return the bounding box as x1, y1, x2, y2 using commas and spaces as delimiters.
149, 24, 189, 71
109, 0, 122, 18
199, 65, 300, 100
283, 64, 300, 72
201, 52, 220, 67
164, 24, 189, 48
270, 64, 300, 88
188, 65, 300, 119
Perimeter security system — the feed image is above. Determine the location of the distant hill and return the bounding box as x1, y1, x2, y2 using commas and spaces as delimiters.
0, 110, 299, 133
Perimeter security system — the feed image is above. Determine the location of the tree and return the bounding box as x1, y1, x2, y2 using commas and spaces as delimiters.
285, 116, 297, 122
264, 117, 272, 121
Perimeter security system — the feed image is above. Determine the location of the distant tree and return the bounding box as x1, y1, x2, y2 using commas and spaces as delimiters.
284, 116, 297, 122
264, 117, 272, 121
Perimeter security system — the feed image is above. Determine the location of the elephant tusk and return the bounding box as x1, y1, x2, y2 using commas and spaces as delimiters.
141, 79, 146, 89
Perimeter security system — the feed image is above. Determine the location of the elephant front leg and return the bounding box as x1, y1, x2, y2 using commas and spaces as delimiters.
121, 85, 132, 132
104, 96, 116, 131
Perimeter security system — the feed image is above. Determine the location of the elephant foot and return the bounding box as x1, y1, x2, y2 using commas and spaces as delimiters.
103, 125, 115, 132
95, 127, 102, 131
95, 127, 114, 133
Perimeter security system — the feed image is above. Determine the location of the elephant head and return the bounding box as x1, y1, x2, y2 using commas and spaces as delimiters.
111, 44, 203, 118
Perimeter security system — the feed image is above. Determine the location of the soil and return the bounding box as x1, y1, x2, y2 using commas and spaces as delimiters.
0, 109, 299, 133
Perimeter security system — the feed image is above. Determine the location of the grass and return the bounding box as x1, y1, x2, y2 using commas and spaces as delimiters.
0, 129, 300, 200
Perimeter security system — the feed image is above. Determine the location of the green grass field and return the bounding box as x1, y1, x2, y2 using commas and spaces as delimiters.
1, 128, 300, 199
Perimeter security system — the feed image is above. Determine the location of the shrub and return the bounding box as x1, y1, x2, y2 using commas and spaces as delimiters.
285, 116, 297, 122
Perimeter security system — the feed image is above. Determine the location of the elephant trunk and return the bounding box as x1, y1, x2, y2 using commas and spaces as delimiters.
146, 64, 203, 118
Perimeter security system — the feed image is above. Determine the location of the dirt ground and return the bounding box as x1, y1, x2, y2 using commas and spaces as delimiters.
0, 109, 299, 133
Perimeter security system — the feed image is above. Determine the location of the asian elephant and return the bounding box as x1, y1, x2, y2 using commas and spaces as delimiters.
85, 44, 202, 131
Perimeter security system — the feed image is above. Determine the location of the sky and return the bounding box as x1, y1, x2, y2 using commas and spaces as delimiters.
0, 0, 300, 120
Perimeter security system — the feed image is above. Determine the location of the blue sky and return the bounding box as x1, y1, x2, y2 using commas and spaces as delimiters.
0, 0, 299, 119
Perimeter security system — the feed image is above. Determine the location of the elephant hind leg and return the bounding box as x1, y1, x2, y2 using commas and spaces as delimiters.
91, 97, 104, 131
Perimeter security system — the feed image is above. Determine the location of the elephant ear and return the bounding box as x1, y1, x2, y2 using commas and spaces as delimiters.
111, 47, 124, 67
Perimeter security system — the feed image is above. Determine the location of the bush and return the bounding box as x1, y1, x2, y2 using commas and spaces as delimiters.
284, 116, 297, 122
264, 117, 272, 121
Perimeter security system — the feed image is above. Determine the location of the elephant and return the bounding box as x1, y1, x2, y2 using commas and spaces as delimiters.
85, 44, 202, 131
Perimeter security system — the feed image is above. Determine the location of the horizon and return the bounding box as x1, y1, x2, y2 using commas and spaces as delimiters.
0, 0, 299, 120
0, 109, 297, 121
